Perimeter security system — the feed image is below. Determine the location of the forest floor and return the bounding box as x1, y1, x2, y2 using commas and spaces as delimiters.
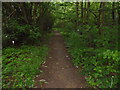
35, 31, 87, 88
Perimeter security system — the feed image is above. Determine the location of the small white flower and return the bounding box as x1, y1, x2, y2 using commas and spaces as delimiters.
6, 35, 7, 37
40, 70, 43, 73
76, 66, 79, 68
66, 56, 68, 58
39, 79, 46, 82
43, 61, 46, 64
36, 75, 39, 77
12, 41, 15, 44
77, 29, 79, 31
44, 66, 48, 68
44, 82, 48, 84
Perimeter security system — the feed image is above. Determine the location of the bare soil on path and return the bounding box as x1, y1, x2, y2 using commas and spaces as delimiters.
35, 31, 87, 88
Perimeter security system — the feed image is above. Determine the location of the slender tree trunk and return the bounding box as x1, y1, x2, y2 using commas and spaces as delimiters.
112, 2, 115, 25
118, 2, 120, 25
32, 3, 36, 24
98, 2, 102, 28
81, 2, 83, 25
118, 2, 120, 52
76, 2, 79, 28
26, 3, 33, 24
20, 3, 28, 24
98, 2, 105, 35
86, 2, 90, 24
84, 2, 87, 24
101, 2, 105, 27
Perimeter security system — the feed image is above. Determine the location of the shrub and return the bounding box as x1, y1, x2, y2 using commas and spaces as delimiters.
62, 25, 120, 88
3, 19, 42, 47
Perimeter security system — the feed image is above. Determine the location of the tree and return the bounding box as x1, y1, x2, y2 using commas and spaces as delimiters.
80, 2, 83, 25
86, 2, 90, 24
98, 2, 106, 35
112, 2, 115, 25
76, 2, 79, 28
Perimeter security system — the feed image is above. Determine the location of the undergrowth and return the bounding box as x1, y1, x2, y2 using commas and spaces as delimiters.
2, 45, 48, 88
61, 25, 120, 88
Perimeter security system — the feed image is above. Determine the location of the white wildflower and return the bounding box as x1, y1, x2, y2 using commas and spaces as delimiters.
66, 56, 68, 58
12, 41, 15, 44
43, 61, 46, 64
44, 82, 48, 84
36, 75, 39, 77
44, 66, 48, 68
39, 79, 46, 82
76, 66, 78, 68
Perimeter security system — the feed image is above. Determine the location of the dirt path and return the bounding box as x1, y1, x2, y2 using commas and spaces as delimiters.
35, 31, 87, 88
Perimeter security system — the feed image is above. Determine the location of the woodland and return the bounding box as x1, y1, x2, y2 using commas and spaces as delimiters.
2, 2, 120, 88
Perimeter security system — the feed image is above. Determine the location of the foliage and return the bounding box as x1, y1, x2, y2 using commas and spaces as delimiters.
2, 2, 54, 48
3, 19, 42, 47
2, 2, 120, 88
62, 25, 120, 88
2, 45, 48, 88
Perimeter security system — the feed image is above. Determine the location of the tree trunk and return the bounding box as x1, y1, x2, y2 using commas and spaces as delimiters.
98, 2, 106, 35
84, 2, 87, 24
101, 2, 105, 27
81, 2, 83, 25
86, 2, 90, 24
118, 2, 120, 25
98, 2, 102, 28
112, 2, 115, 25
76, 2, 79, 28
20, 3, 28, 24
26, 3, 33, 24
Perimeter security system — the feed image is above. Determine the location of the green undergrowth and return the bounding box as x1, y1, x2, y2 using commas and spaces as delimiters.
2, 45, 48, 88
61, 25, 120, 88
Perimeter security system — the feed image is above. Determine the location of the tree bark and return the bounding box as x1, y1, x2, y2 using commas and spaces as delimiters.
84, 2, 87, 24
118, 2, 120, 25
86, 2, 90, 24
81, 2, 83, 25
98, 2, 106, 35
76, 2, 79, 28
20, 3, 29, 24
98, 2, 102, 28
112, 2, 115, 25
101, 2, 105, 27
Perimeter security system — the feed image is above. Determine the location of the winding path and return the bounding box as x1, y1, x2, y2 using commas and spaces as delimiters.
35, 31, 87, 88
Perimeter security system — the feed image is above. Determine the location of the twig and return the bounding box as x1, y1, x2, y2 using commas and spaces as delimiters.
7, 10, 15, 19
